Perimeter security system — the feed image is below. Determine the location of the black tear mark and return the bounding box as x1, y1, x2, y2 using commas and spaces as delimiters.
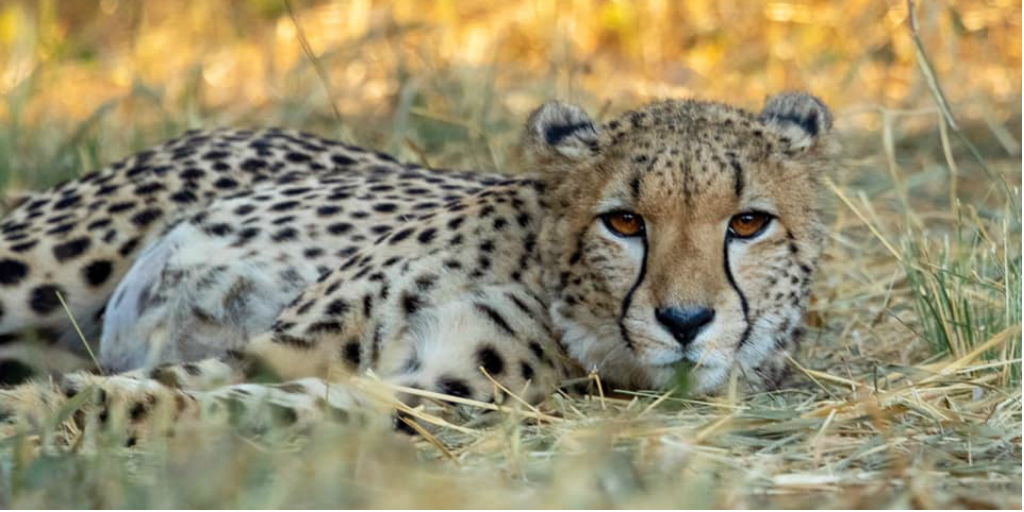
723, 236, 752, 346
544, 122, 594, 145
616, 229, 648, 352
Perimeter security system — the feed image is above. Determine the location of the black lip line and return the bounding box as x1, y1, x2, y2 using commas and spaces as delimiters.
723, 234, 753, 346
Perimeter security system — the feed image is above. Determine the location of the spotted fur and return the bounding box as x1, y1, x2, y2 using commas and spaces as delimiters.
1, 93, 835, 437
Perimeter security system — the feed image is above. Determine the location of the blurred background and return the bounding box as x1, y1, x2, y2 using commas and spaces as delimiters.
0, 0, 1020, 187
0, 2, 1020, 507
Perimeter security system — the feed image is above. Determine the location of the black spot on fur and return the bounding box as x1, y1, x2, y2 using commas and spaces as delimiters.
477, 346, 505, 376
134, 182, 165, 195
0, 259, 29, 285
728, 156, 744, 197
327, 222, 353, 235
107, 201, 136, 214
630, 174, 642, 199
272, 332, 315, 348
331, 154, 356, 166
86, 218, 111, 231
206, 223, 233, 236
241, 158, 267, 172
272, 227, 298, 242
326, 299, 350, 316
181, 167, 206, 180
317, 205, 342, 217
29, 284, 65, 315
361, 294, 373, 316
446, 216, 465, 230
45, 222, 75, 235
236, 227, 261, 244
520, 361, 535, 381
417, 228, 436, 244
389, 227, 415, 244
10, 240, 37, 252
131, 208, 162, 227
414, 274, 437, 291
82, 260, 114, 287
202, 150, 230, 161
129, 400, 150, 422
343, 340, 361, 366
0, 360, 34, 386
516, 212, 531, 227
270, 200, 300, 212
118, 237, 141, 257
52, 195, 81, 210
282, 187, 313, 196
234, 204, 256, 216
475, 304, 515, 336
528, 341, 545, 360
214, 177, 239, 189
437, 376, 472, 399
306, 321, 344, 334
52, 237, 91, 262
401, 292, 422, 316
286, 152, 311, 163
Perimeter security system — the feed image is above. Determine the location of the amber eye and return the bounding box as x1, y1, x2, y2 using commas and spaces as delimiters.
728, 212, 773, 239
601, 211, 645, 237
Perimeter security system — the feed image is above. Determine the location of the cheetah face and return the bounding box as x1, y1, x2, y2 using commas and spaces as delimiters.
525, 94, 835, 393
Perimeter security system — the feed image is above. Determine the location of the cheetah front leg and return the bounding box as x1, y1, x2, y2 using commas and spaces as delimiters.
0, 370, 384, 446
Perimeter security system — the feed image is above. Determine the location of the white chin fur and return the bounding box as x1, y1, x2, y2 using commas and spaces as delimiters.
550, 299, 654, 387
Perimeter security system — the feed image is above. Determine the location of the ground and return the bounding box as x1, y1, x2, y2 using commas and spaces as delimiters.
0, 1, 1020, 508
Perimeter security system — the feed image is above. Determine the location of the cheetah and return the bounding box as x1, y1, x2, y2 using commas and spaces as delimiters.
0, 93, 835, 436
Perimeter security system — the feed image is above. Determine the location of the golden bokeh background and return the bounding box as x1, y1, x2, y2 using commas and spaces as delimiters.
1, 0, 1019, 132
0, 3, 1021, 508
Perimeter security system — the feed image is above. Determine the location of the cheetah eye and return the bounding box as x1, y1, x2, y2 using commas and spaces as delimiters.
601, 211, 645, 238
728, 211, 773, 239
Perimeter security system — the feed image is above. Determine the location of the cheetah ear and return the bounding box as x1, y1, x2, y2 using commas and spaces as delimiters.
759, 92, 833, 152
521, 101, 600, 169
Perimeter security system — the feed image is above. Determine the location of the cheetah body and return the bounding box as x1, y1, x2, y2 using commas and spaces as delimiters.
0, 93, 836, 429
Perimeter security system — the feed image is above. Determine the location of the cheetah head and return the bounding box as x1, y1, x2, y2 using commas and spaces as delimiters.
523, 93, 835, 394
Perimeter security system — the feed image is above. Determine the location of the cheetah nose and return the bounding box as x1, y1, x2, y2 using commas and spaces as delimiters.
655, 306, 715, 347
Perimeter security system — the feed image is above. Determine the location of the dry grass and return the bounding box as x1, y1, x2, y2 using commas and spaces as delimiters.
0, 0, 1021, 508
